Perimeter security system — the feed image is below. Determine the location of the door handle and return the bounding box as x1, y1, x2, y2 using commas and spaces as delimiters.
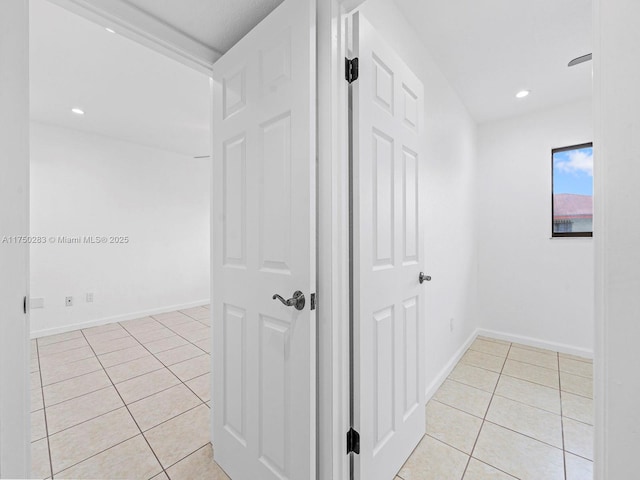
272, 290, 306, 311
419, 272, 431, 284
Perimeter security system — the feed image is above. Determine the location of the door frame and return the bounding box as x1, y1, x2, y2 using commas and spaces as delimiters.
1, 1, 359, 479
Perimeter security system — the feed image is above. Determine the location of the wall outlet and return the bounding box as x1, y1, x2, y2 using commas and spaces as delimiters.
450, 318, 454, 332
30, 298, 44, 309
86, 292, 94, 303
65, 296, 73, 307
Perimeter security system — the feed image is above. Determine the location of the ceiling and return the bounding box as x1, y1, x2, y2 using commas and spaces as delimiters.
31, 0, 592, 154
30, 0, 211, 157
394, 0, 593, 123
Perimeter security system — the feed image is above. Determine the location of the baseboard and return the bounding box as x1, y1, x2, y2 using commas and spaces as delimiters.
30, 299, 210, 339
477, 328, 594, 359
424, 328, 479, 403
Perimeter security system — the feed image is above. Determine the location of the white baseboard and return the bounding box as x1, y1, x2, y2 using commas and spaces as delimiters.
424, 329, 479, 402
477, 328, 594, 359
30, 299, 210, 339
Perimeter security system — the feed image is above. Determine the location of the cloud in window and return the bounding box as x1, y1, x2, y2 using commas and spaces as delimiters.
554, 149, 593, 177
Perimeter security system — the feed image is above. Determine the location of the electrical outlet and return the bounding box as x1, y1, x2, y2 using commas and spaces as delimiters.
86, 292, 94, 303
65, 296, 73, 307
449, 318, 454, 332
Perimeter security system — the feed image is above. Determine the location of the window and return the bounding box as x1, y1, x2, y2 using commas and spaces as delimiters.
552, 143, 593, 237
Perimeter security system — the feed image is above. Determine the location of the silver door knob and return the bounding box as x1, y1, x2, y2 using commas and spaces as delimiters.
419, 272, 431, 284
272, 290, 306, 310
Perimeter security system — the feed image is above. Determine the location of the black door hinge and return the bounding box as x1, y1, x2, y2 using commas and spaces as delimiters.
23, 296, 27, 314
310, 293, 316, 311
345, 57, 359, 83
346, 427, 360, 454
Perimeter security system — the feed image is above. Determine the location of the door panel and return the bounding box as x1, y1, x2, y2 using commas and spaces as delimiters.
352, 12, 426, 480
211, 1, 316, 479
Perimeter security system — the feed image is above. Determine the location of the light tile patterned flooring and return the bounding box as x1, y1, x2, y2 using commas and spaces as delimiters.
32, 315, 593, 480
31, 305, 230, 480
395, 336, 594, 480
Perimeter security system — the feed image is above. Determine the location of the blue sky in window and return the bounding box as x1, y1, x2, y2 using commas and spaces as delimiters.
553, 146, 593, 195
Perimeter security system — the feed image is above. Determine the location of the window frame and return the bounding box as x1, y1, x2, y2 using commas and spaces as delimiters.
551, 142, 594, 238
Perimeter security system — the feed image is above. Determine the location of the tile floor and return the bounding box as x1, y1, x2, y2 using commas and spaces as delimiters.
31, 305, 230, 480
395, 336, 594, 480
32, 315, 593, 480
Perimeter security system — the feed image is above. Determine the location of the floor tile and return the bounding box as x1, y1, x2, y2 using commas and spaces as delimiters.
508, 347, 558, 370
562, 392, 593, 425
31, 355, 40, 373
560, 371, 593, 398
476, 336, 510, 346
43, 369, 111, 406
32, 409, 47, 442
494, 375, 561, 414
144, 404, 210, 468
565, 451, 593, 480
469, 338, 510, 357
83, 327, 130, 344
31, 437, 51, 480
46, 386, 123, 434
502, 359, 559, 389
513, 344, 557, 356
463, 458, 516, 479
32, 387, 44, 412
105, 354, 164, 384
426, 401, 482, 454
98, 345, 149, 368
115, 368, 180, 405
170, 320, 210, 334
193, 338, 212, 353
154, 344, 205, 366
180, 327, 211, 343
37, 337, 88, 357
563, 417, 593, 460
180, 306, 210, 320
166, 444, 230, 480
90, 336, 139, 356
460, 350, 505, 373
559, 357, 593, 378
448, 363, 500, 393
32, 371, 42, 390
56, 434, 163, 480
485, 396, 563, 448
186, 373, 211, 402
49, 407, 139, 474
38, 346, 95, 368
130, 327, 176, 344
40, 356, 102, 386
151, 473, 170, 480
168, 355, 210, 382
145, 335, 189, 354
128, 384, 202, 431
433, 380, 492, 418
81, 322, 124, 336
472, 422, 564, 480
398, 435, 468, 480
37, 330, 83, 347
559, 352, 592, 363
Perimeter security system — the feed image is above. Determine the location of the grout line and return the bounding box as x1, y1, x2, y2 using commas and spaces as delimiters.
78, 329, 170, 480
36, 338, 55, 480
460, 342, 512, 479
558, 352, 568, 480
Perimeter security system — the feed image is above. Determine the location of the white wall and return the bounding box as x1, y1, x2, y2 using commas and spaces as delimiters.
360, 0, 480, 395
477, 99, 594, 354
594, 0, 640, 476
30, 122, 210, 337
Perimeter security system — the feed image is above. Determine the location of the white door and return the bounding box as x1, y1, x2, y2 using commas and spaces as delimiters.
0, 0, 31, 477
211, 0, 316, 479
352, 12, 426, 480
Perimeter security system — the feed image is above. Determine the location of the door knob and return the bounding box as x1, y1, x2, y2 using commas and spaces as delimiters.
419, 272, 431, 284
272, 290, 306, 311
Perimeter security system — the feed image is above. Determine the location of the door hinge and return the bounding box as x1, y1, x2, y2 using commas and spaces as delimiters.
23, 296, 27, 314
346, 427, 360, 454
310, 293, 316, 311
345, 57, 359, 83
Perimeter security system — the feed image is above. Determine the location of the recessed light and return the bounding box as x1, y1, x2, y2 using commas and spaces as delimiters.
105, 27, 115, 34
516, 90, 530, 99
71, 108, 85, 115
